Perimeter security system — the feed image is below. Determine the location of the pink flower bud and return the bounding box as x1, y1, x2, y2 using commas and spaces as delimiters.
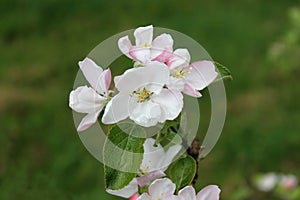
280, 175, 298, 190
129, 193, 139, 200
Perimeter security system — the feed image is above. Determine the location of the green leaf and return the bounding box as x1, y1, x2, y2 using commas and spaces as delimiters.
214, 62, 233, 81
104, 122, 146, 190
166, 155, 197, 191
155, 120, 181, 147
104, 167, 136, 190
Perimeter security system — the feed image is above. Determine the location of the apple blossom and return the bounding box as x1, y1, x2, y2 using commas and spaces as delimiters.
178, 185, 220, 200
102, 61, 183, 127
118, 25, 173, 64
257, 172, 278, 192
107, 138, 181, 198
136, 138, 181, 187
137, 178, 179, 200
69, 57, 111, 131
166, 48, 218, 98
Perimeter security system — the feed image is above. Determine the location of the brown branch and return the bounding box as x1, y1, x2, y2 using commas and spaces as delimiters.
187, 137, 204, 186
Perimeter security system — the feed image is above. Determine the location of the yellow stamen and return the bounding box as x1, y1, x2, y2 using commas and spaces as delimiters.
132, 88, 153, 103
172, 66, 192, 79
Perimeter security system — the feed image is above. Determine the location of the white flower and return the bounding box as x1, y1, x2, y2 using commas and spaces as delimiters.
107, 138, 181, 198
178, 185, 220, 200
137, 138, 181, 187
257, 172, 278, 192
166, 49, 218, 97
69, 57, 111, 131
118, 25, 174, 64
102, 61, 183, 127
137, 178, 179, 200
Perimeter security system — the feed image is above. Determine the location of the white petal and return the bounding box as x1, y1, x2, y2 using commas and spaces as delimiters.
167, 48, 191, 70
196, 185, 221, 200
160, 144, 181, 171
69, 86, 106, 114
77, 111, 101, 132
151, 33, 173, 60
136, 170, 165, 187
101, 93, 130, 124
137, 193, 151, 200
178, 186, 196, 200
106, 179, 138, 198
115, 62, 169, 94
185, 61, 218, 90
134, 25, 153, 46
167, 76, 185, 91
129, 46, 151, 64
118, 35, 133, 59
78, 57, 105, 93
129, 101, 161, 127
151, 89, 183, 123
140, 138, 166, 172
149, 178, 176, 199
163, 195, 180, 200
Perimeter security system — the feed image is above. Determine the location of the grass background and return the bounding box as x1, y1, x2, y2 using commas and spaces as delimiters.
1, 0, 299, 199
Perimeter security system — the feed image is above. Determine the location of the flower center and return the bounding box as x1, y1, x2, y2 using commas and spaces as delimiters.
140, 43, 152, 48
171, 66, 192, 79
132, 88, 153, 103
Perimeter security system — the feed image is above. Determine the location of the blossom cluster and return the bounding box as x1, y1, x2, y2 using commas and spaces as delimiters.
69, 25, 218, 131
69, 25, 222, 199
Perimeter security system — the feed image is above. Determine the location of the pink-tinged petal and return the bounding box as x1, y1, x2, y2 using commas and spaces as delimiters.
118, 35, 133, 59
77, 111, 101, 132
182, 83, 202, 98
115, 62, 169, 94
149, 178, 176, 199
129, 46, 151, 63
196, 185, 221, 200
78, 57, 104, 92
167, 48, 191, 69
178, 186, 196, 200
99, 68, 111, 97
134, 25, 153, 46
151, 89, 183, 123
69, 86, 106, 114
107, 179, 138, 198
186, 61, 218, 90
151, 33, 173, 61
153, 48, 173, 63
129, 101, 161, 127
136, 170, 166, 187
129, 193, 139, 200
101, 93, 130, 124
137, 193, 151, 200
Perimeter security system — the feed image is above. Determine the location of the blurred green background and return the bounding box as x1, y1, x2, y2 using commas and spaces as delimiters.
1, 0, 299, 199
